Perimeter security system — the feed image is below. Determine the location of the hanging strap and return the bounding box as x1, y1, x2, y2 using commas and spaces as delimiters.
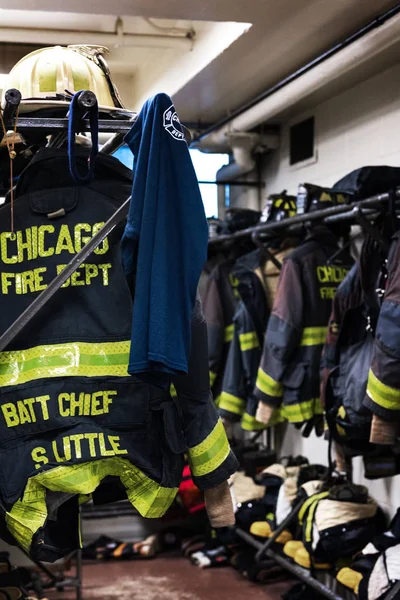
68, 90, 99, 184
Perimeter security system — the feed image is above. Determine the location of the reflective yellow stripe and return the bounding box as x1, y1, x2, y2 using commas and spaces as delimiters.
0, 341, 130, 387
39, 60, 57, 93
300, 327, 328, 347
209, 371, 217, 387
298, 492, 329, 525
214, 394, 222, 408
282, 398, 320, 423
256, 368, 283, 398
366, 369, 400, 410
225, 325, 234, 342
305, 492, 329, 542
239, 332, 260, 351
188, 418, 230, 477
268, 407, 286, 426
170, 384, 177, 398
241, 412, 266, 431
314, 397, 323, 415
6, 458, 178, 553
72, 65, 90, 95
218, 391, 246, 415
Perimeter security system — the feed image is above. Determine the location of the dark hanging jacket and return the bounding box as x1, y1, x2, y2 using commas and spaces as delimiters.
121, 93, 208, 383
254, 226, 353, 425
202, 260, 240, 399
321, 250, 380, 455
0, 148, 237, 561
218, 251, 269, 430
364, 232, 400, 420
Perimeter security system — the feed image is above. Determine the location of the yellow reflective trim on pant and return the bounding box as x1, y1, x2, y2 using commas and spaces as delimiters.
256, 368, 283, 398
0, 341, 130, 386
170, 383, 177, 398
225, 325, 234, 342
239, 332, 260, 351
300, 327, 328, 347
366, 369, 400, 410
6, 458, 178, 553
214, 394, 222, 408
283, 398, 320, 423
218, 392, 246, 416
209, 371, 217, 387
188, 418, 230, 477
305, 492, 329, 543
298, 492, 329, 525
241, 412, 266, 431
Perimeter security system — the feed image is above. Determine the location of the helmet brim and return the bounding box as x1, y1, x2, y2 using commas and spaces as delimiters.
16, 99, 135, 119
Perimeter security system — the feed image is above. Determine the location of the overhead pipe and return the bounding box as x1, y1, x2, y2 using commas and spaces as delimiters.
0, 18, 193, 50
193, 3, 400, 149
216, 133, 259, 182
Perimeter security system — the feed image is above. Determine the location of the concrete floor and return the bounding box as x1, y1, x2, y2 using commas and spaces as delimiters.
48, 555, 294, 600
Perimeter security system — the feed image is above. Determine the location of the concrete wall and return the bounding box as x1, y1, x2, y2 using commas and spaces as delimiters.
257, 62, 400, 518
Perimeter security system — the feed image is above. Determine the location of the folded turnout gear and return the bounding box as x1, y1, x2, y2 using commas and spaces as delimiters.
297, 483, 384, 568
337, 508, 400, 598
251, 459, 326, 545
236, 500, 270, 532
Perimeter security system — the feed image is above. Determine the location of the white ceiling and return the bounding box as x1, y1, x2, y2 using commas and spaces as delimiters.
0, 0, 399, 125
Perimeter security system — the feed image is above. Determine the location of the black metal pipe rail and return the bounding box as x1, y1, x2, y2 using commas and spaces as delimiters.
236, 528, 346, 600
209, 189, 400, 245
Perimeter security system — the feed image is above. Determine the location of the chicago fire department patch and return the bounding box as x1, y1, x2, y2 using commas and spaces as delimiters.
163, 105, 185, 141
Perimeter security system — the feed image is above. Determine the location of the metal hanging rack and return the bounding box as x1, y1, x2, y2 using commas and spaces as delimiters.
236, 521, 400, 600
208, 190, 400, 246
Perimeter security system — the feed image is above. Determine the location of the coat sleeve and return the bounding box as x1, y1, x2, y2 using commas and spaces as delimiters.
218, 307, 247, 422
364, 239, 400, 421
254, 258, 303, 409
320, 288, 342, 407
172, 297, 239, 490
202, 272, 227, 392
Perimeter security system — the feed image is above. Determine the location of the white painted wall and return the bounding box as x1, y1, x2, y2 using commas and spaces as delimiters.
259, 62, 400, 518
262, 61, 400, 197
